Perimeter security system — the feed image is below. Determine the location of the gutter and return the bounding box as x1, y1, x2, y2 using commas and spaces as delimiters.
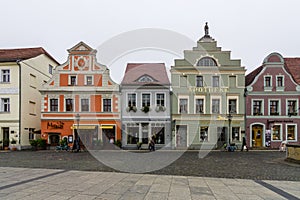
16, 59, 22, 146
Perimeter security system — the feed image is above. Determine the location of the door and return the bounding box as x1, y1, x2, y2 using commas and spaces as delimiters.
252, 125, 263, 147
2, 127, 9, 147
217, 127, 226, 148
176, 125, 187, 148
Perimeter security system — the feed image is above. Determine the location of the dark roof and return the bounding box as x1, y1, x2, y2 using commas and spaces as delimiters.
246, 57, 300, 86
245, 65, 263, 86
0, 47, 59, 64
121, 63, 170, 85
284, 58, 300, 84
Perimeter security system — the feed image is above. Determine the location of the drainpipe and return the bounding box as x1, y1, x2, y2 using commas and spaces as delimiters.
16, 59, 22, 148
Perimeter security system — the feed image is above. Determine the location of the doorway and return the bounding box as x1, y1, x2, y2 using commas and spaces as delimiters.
176, 125, 187, 148
2, 127, 9, 147
252, 125, 263, 147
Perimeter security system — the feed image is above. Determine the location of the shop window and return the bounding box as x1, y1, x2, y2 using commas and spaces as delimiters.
272, 125, 281, 141
151, 124, 165, 144
200, 127, 208, 141
287, 125, 296, 141
232, 127, 240, 141
127, 124, 139, 144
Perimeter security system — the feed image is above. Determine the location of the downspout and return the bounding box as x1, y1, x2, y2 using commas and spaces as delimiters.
16, 59, 22, 147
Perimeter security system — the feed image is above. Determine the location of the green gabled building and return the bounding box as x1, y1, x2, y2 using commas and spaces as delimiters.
171, 23, 246, 149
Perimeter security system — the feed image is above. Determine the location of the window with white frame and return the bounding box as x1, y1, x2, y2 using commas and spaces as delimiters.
1, 69, 10, 83
253, 100, 263, 115
65, 98, 73, 111
195, 98, 204, 114
270, 100, 279, 115
50, 99, 58, 112
228, 99, 237, 114
142, 94, 150, 107
49, 65, 53, 75
200, 127, 208, 141
272, 125, 281, 141
197, 57, 217, 66
212, 76, 219, 87
264, 76, 272, 87
127, 93, 136, 107
156, 93, 165, 107
196, 75, 203, 87
211, 99, 220, 114
287, 100, 297, 116
276, 76, 284, 87
103, 99, 111, 112
1, 98, 10, 112
287, 124, 296, 141
81, 99, 89, 112
179, 98, 188, 113
69, 75, 77, 86
85, 76, 93, 85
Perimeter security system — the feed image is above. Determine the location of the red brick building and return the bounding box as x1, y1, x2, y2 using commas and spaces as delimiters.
40, 42, 121, 149
246, 52, 300, 148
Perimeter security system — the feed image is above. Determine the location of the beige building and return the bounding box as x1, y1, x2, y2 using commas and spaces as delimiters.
0, 48, 59, 149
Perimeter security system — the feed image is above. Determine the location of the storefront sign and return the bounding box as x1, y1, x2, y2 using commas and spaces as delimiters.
189, 87, 229, 93
47, 121, 64, 129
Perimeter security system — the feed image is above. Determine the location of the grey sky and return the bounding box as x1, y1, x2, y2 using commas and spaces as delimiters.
1, 0, 300, 83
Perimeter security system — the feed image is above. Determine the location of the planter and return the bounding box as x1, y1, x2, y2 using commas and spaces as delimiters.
4, 147, 9, 151
11, 147, 17, 151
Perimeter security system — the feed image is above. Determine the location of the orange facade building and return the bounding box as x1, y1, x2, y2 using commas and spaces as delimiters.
40, 42, 121, 149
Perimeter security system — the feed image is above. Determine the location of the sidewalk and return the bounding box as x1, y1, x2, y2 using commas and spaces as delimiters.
0, 167, 299, 200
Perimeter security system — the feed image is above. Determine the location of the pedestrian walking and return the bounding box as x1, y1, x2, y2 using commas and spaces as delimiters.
241, 136, 248, 151
148, 136, 155, 151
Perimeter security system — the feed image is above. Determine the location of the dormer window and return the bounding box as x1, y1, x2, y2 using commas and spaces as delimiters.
197, 57, 217, 66
138, 75, 154, 82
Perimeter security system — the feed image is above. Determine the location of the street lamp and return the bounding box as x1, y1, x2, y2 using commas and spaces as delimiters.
227, 112, 233, 149
74, 113, 80, 151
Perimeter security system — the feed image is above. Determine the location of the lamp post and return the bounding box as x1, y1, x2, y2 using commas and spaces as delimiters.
74, 113, 80, 151
227, 112, 233, 149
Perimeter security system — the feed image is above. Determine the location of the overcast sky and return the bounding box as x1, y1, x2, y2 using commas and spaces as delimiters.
1, 0, 300, 83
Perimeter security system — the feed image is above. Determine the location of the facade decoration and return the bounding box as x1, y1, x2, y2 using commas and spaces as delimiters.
171, 23, 246, 149
121, 63, 171, 149
246, 53, 300, 148
40, 42, 121, 149
0, 47, 59, 149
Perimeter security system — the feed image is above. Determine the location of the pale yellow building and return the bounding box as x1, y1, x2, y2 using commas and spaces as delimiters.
0, 48, 59, 149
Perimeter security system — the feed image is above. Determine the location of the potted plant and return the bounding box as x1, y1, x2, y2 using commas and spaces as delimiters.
155, 106, 166, 112
3, 139, 9, 150
141, 106, 150, 113
11, 138, 17, 151
37, 139, 47, 150
126, 106, 137, 112
30, 139, 38, 151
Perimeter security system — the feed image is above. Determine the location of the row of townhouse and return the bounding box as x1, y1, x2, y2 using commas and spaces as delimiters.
1, 24, 300, 150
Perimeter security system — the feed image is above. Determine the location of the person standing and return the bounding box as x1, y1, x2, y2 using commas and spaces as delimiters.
241, 136, 248, 151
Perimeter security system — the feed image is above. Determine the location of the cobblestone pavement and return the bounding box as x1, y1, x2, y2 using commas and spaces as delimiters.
0, 167, 299, 200
0, 150, 299, 181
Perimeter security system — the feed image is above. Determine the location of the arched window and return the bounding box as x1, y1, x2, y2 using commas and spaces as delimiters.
197, 57, 217, 66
